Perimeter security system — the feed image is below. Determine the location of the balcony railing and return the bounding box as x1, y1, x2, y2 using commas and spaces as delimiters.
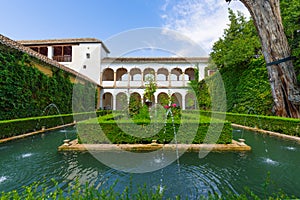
53, 55, 72, 62
102, 80, 191, 88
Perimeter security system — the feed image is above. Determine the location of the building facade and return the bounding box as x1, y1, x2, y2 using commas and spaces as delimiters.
20, 38, 209, 110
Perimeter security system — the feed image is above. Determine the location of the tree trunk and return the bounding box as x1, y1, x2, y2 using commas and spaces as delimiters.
239, 0, 300, 118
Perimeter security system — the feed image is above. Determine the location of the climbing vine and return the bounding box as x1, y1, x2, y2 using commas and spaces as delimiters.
0, 43, 96, 120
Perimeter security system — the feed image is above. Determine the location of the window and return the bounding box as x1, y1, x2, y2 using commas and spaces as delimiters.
30, 46, 48, 56
39, 47, 48, 56
53, 45, 72, 62
86, 53, 90, 59
30, 47, 38, 52
83, 65, 87, 69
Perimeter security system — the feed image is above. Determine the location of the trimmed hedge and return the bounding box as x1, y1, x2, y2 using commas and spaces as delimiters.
0, 111, 110, 139
200, 111, 300, 137
77, 113, 232, 144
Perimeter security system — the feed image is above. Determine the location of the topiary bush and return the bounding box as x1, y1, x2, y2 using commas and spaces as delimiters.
77, 112, 232, 144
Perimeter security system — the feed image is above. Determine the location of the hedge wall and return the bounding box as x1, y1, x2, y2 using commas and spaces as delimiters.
77, 113, 232, 144
195, 58, 273, 116
0, 43, 97, 120
200, 111, 300, 137
0, 111, 110, 139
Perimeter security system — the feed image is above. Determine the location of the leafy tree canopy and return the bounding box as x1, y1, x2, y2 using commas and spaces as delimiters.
210, 8, 262, 69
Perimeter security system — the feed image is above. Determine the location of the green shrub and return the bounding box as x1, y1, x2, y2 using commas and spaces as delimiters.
0, 112, 100, 139
0, 177, 296, 200
77, 112, 232, 144
201, 111, 300, 136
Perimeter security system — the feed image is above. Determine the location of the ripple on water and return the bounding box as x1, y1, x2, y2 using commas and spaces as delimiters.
161, 164, 238, 199
21, 153, 33, 158
0, 146, 9, 150
284, 146, 297, 151
262, 158, 280, 166
0, 176, 7, 183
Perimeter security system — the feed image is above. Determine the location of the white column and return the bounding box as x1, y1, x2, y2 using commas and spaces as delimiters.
113, 72, 116, 88
168, 71, 171, 87
113, 94, 116, 111
100, 92, 103, 109
48, 46, 53, 59
128, 71, 131, 87
154, 93, 158, 104
182, 94, 186, 110
100, 71, 103, 86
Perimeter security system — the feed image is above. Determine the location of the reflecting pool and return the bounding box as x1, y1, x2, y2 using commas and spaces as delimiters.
0, 127, 299, 199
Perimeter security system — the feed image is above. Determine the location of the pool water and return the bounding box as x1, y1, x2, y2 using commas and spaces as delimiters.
0, 127, 299, 199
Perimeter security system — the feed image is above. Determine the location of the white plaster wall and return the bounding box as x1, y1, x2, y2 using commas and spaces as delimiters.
58, 43, 105, 83
100, 44, 109, 58
74, 43, 101, 83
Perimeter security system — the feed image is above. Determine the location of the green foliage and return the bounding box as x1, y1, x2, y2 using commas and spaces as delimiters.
205, 3, 300, 116
200, 9, 273, 115
0, 112, 99, 139
280, 0, 300, 83
0, 43, 96, 120
201, 111, 300, 136
143, 74, 157, 102
128, 93, 142, 116
132, 105, 151, 122
0, 179, 164, 200
72, 82, 98, 113
191, 79, 211, 110
77, 112, 232, 145
231, 57, 273, 115
0, 176, 296, 199
211, 9, 261, 70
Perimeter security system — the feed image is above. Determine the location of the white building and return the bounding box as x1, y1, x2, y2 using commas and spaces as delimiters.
19, 38, 209, 110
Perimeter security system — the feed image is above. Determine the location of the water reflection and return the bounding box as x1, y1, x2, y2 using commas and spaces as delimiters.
0, 127, 299, 199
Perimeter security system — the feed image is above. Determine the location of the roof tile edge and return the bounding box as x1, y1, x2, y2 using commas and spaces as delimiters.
0, 34, 99, 86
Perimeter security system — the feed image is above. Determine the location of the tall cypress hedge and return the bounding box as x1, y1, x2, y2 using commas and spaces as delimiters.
196, 57, 273, 115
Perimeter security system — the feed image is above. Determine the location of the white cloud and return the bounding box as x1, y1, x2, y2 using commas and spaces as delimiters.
161, 0, 250, 53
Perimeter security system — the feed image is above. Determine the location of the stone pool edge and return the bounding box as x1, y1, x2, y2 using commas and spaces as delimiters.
0, 122, 76, 144
58, 139, 251, 152
232, 123, 300, 143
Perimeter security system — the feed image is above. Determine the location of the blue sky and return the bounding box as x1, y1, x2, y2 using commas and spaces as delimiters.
0, 0, 249, 54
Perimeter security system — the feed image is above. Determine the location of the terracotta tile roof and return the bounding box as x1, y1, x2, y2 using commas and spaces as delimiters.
18, 38, 110, 53
101, 57, 209, 63
0, 34, 99, 86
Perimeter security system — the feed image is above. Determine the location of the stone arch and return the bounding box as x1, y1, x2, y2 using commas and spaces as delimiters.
144, 68, 155, 82
172, 93, 182, 108
157, 68, 168, 81
116, 68, 128, 81
130, 92, 142, 102
129, 92, 142, 114
102, 92, 113, 110
171, 68, 182, 81
130, 68, 142, 81
116, 92, 128, 110
185, 92, 197, 110
102, 68, 114, 81
157, 92, 169, 105
185, 68, 195, 81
